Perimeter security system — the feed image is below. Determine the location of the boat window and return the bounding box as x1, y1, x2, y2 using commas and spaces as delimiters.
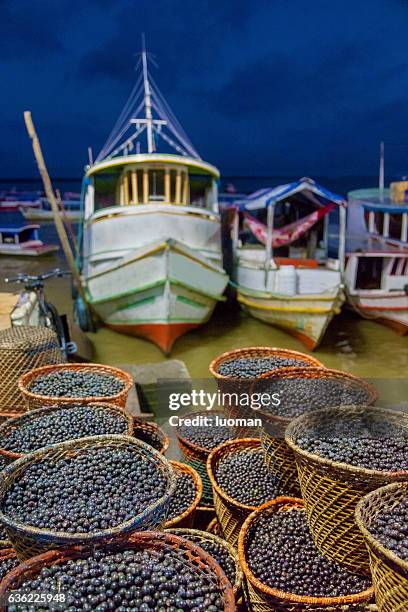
190, 174, 212, 208
149, 170, 165, 201
355, 257, 383, 290
94, 174, 119, 210
170, 170, 177, 202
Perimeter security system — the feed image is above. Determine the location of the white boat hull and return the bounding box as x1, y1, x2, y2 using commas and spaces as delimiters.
85, 239, 228, 352
348, 292, 408, 335
238, 286, 344, 350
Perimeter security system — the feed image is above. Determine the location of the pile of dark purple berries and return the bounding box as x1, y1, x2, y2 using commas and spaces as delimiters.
215, 448, 285, 506
29, 370, 125, 398
370, 495, 408, 560
217, 355, 309, 379
247, 510, 371, 597
187, 534, 236, 586
2, 406, 128, 453
166, 470, 196, 521
296, 417, 408, 471
260, 377, 371, 418
178, 422, 234, 451
0, 554, 19, 581
11, 547, 225, 612
2, 445, 168, 533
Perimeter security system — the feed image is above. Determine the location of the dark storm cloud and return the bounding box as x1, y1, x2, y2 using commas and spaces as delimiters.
1, 0, 408, 178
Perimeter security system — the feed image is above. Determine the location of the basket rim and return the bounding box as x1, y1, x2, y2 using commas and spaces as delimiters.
132, 418, 170, 454
166, 527, 243, 595
18, 363, 134, 403
0, 434, 176, 543
164, 460, 203, 528
209, 346, 323, 380
176, 409, 232, 455
0, 403, 134, 461
207, 438, 266, 512
355, 481, 408, 576
238, 496, 375, 605
285, 405, 408, 481
255, 366, 378, 425
0, 531, 236, 611
0, 547, 16, 560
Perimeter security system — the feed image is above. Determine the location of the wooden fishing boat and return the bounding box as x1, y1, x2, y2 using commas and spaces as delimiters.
230, 178, 346, 350
0, 191, 41, 212
21, 200, 82, 221
345, 187, 408, 334
0, 225, 58, 256
77, 47, 228, 353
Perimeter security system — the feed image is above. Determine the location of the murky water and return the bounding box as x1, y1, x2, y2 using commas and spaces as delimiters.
1, 244, 406, 382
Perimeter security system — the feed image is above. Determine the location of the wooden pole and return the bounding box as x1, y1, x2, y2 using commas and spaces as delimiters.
23, 111, 88, 304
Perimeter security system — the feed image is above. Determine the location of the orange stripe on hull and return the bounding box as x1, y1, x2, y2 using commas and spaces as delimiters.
106, 322, 201, 353
289, 329, 319, 351
372, 317, 408, 336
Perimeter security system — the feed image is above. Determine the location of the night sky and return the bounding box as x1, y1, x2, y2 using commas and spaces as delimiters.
2, 0, 408, 181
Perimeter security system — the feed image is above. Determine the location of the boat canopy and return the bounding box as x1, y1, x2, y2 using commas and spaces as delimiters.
361, 202, 408, 214
225, 177, 346, 211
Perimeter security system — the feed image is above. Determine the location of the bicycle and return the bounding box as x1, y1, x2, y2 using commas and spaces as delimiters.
5, 268, 77, 360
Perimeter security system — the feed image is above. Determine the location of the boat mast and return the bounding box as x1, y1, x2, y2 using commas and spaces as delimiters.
141, 35, 155, 154
379, 141, 385, 202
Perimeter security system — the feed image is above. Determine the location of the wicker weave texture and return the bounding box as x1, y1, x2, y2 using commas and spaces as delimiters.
18, 363, 133, 410
207, 439, 263, 547
261, 430, 301, 496
258, 367, 378, 498
286, 406, 408, 575
0, 435, 176, 561
0, 531, 236, 612
355, 482, 408, 612
238, 497, 375, 611
0, 326, 63, 413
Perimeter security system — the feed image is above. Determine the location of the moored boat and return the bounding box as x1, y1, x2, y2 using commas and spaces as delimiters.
0, 225, 58, 256
229, 178, 346, 350
0, 190, 42, 212
77, 47, 228, 353
21, 198, 82, 221
345, 186, 408, 334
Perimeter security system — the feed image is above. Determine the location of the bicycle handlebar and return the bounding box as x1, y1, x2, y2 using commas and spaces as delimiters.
5, 268, 72, 284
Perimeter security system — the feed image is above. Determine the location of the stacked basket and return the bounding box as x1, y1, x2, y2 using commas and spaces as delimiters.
0, 326, 63, 413
258, 367, 378, 496
209, 347, 323, 438
285, 406, 408, 576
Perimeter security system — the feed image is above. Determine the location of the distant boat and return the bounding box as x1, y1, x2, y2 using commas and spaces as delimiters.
0, 225, 58, 256
0, 190, 42, 212
21, 197, 82, 221
229, 178, 346, 350
345, 187, 408, 334
77, 46, 228, 353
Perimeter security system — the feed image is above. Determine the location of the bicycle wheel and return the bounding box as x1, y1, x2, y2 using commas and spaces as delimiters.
40, 301, 74, 359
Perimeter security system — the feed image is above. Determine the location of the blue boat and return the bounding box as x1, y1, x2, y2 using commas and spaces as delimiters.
0, 225, 58, 256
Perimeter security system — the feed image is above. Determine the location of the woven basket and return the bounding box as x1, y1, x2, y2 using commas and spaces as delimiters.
207, 438, 272, 547
176, 410, 234, 506
207, 516, 224, 536
164, 460, 203, 528
0, 531, 236, 612
257, 367, 378, 497
285, 406, 408, 575
18, 362, 133, 410
238, 497, 375, 611
167, 527, 243, 599
132, 417, 169, 454
0, 326, 63, 413
209, 346, 323, 393
0, 434, 176, 561
356, 482, 408, 612
0, 403, 134, 464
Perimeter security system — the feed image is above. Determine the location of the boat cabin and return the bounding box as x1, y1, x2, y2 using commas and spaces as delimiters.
0, 225, 40, 246
84, 154, 219, 219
